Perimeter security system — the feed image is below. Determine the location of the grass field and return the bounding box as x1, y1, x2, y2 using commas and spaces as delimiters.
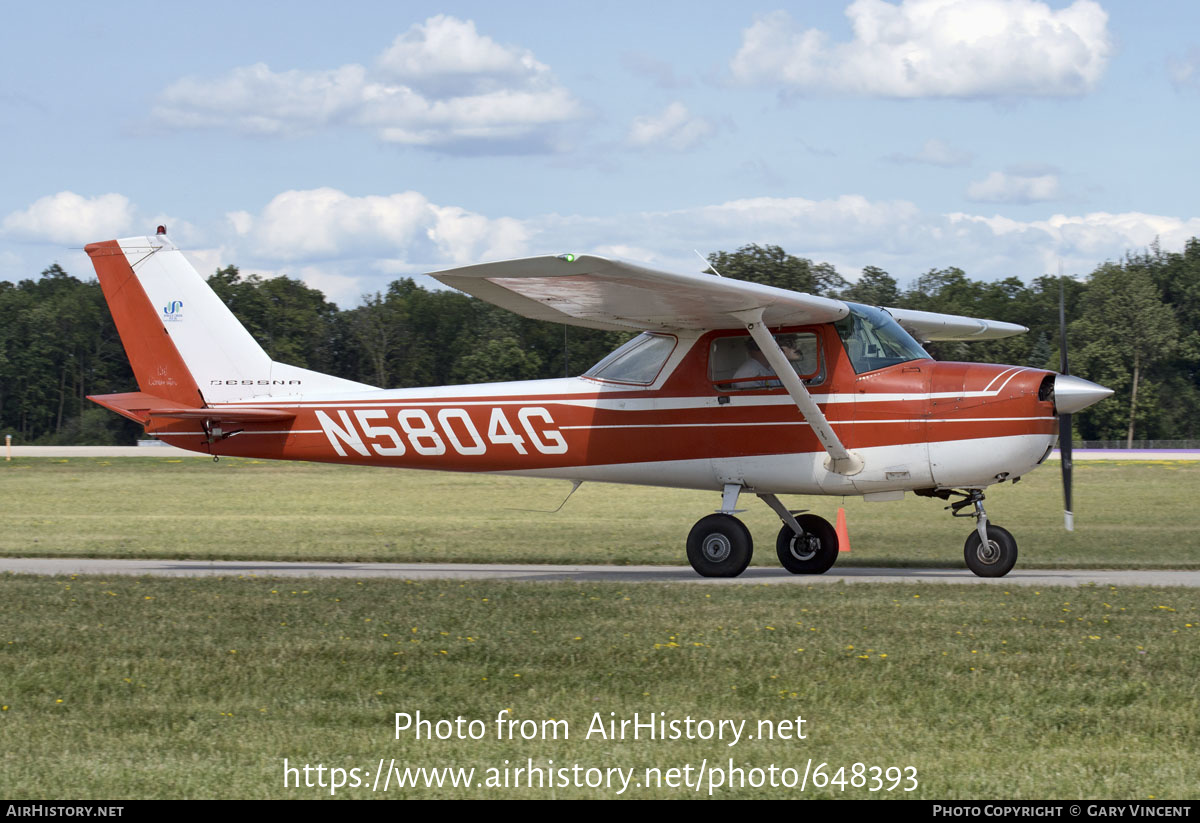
1, 574, 1196, 799
2, 457, 1198, 568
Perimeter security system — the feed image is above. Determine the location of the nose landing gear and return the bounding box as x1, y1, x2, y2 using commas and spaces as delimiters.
949, 489, 1018, 578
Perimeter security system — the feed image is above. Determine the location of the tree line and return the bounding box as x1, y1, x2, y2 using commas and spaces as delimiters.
1, 239, 1196, 445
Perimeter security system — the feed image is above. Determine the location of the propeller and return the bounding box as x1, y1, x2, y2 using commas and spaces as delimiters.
1058, 279, 1074, 531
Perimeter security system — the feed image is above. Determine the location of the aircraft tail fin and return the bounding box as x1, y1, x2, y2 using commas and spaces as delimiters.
85, 233, 374, 405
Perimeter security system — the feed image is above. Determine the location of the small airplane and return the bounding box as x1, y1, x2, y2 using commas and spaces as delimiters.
85, 229, 1112, 578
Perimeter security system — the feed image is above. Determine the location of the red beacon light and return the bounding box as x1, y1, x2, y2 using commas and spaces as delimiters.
156, 225, 167, 235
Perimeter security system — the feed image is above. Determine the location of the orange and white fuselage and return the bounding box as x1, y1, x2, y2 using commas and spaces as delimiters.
143, 341, 1059, 497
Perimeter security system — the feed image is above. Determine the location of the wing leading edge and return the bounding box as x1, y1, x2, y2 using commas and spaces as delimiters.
428, 255, 849, 331
428, 254, 1027, 341
884, 307, 1028, 341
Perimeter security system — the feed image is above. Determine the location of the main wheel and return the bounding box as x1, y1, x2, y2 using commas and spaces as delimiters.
686, 514, 753, 578
775, 514, 839, 574
963, 524, 1018, 577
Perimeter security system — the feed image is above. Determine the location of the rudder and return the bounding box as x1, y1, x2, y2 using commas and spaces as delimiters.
86, 233, 374, 405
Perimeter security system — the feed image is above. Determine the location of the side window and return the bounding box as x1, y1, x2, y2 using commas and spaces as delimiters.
584, 333, 677, 385
710, 332, 823, 391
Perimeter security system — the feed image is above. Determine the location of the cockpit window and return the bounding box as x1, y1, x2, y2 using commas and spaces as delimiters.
584, 333, 677, 384
710, 332, 824, 391
835, 303, 930, 374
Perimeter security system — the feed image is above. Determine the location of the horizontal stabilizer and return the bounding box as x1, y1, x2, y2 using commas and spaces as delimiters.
88, 392, 188, 424
146, 407, 296, 423
88, 392, 295, 425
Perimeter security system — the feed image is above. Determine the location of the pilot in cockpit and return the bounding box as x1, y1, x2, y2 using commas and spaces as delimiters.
732, 338, 799, 389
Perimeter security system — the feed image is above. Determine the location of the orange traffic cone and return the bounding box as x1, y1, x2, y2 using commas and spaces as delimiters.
835, 507, 851, 553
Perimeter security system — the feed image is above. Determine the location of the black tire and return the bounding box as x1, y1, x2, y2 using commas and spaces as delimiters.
775, 514, 839, 574
686, 514, 753, 577
963, 524, 1018, 577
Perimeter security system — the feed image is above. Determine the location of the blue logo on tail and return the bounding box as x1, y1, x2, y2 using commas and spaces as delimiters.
162, 300, 184, 321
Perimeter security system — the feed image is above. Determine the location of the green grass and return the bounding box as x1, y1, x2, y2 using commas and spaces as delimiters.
1, 575, 1195, 799
2, 457, 1199, 568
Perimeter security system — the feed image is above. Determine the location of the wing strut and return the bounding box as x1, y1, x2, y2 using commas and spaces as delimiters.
733, 309, 863, 476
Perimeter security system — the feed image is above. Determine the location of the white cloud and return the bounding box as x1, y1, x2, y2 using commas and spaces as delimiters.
240, 187, 529, 268
376, 15, 547, 95
887, 138, 973, 167
1168, 47, 1200, 93
2, 192, 135, 245
627, 102, 717, 151
730, 0, 1112, 98
966, 170, 1061, 203
15, 186, 1200, 308
152, 16, 582, 151
426, 206, 529, 264
154, 63, 366, 135
292, 266, 365, 307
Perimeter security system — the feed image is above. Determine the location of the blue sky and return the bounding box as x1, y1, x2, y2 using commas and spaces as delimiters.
3, 0, 1198, 305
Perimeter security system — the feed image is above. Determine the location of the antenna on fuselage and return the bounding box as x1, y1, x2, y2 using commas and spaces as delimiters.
695, 249, 723, 277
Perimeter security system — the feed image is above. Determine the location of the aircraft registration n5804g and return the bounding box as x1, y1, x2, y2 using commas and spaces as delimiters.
85, 230, 1112, 578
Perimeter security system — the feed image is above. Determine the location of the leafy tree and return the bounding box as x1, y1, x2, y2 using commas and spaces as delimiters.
1071, 260, 1178, 445
842, 265, 900, 306
206, 266, 346, 373
347, 292, 408, 388
706, 244, 848, 296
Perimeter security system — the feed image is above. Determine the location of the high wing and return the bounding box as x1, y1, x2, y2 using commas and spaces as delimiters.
427, 255, 848, 331
885, 307, 1027, 341
428, 254, 1028, 340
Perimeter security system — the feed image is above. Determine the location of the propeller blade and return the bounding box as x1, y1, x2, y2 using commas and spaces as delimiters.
1058, 276, 1073, 531
1060, 412, 1074, 531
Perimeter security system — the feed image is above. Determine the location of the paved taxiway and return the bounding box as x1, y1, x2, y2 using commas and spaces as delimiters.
2, 557, 1197, 587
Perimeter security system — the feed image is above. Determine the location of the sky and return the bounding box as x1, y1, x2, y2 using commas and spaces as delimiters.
2, 0, 1199, 306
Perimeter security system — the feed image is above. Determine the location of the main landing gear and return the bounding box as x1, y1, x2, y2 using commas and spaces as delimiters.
685, 485, 840, 578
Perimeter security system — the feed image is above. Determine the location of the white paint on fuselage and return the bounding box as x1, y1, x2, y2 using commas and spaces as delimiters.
499, 434, 1056, 496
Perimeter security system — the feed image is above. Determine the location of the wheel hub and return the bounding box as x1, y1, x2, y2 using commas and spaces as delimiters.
702, 533, 732, 563
976, 539, 1001, 565
788, 535, 818, 561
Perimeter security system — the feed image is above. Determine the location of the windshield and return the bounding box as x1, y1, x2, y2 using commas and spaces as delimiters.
834, 304, 930, 374
584, 333, 677, 384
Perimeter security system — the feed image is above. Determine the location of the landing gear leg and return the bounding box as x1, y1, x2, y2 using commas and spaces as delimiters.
951, 490, 1018, 577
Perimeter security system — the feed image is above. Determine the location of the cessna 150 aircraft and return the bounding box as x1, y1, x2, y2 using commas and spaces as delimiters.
86, 230, 1112, 578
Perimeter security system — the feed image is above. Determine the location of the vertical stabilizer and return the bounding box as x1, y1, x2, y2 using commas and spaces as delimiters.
86, 234, 375, 404
86, 238, 204, 407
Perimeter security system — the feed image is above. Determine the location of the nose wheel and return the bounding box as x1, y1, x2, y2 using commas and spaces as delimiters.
963, 524, 1018, 577
942, 489, 1019, 577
